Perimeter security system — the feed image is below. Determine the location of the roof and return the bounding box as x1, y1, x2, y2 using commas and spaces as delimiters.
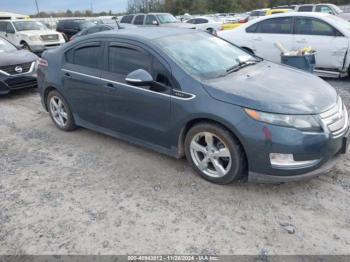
254, 11, 331, 19
97, 27, 199, 41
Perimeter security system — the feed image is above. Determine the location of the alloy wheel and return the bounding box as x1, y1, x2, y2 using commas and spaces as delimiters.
49, 96, 68, 128
190, 132, 232, 178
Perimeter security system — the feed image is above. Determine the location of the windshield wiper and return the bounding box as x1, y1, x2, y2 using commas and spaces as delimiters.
225, 60, 260, 74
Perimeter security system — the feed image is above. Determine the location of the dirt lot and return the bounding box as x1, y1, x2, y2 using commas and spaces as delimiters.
0, 79, 350, 255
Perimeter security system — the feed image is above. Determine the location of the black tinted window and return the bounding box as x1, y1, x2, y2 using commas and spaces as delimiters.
0, 22, 7, 32
295, 18, 336, 36
196, 18, 208, 24
298, 6, 313, 12
108, 46, 151, 75
246, 23, 258, 33
145, 15, 157, 25
66, 42, 101, 68
120, 15, 134, 24
65, 21, 76, 29
258, 17, 292, 34
133, 15, 145, 25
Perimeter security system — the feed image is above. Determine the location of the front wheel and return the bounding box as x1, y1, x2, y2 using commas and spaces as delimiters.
185, 123, 246, 184
47, 90, 76, 131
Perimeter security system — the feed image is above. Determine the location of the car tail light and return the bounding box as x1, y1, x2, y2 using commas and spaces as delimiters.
38, 58, 48, 67
239, 18, 248, 23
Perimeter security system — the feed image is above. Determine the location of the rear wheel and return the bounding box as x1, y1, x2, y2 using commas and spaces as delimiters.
185, 123, 246, 184
47, 90, 76, 131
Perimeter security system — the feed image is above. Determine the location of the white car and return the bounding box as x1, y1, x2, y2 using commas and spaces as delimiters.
185, 17, 222, 33
218, 12, 350, 77
0, 20, 65, 53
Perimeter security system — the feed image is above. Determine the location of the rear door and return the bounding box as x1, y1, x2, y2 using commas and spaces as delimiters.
248, 17, 294, 63
100, 41, 172, 148
293, 17, 349, 70
62, 41, 109, 127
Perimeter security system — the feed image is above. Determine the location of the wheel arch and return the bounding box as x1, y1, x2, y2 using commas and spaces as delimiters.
177, 118, 248, 164
43, 86, 58, 111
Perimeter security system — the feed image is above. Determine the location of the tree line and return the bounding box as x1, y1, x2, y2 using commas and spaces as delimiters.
127, 0, 350, 14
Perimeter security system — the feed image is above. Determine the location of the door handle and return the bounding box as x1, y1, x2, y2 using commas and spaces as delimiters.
105, 82, 116, 89
253, 37, 262, 41
64, 72, 72, 79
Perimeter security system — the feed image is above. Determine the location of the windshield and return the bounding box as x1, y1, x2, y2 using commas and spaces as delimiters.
156, 33, 258, 79
0, 38, 16, 52
156, 14, 178, 24
332, 4, 344, 14
13, 21, 47, 31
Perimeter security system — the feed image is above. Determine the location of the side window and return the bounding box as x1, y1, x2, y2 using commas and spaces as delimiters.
246, 22, 259, 33
99, 26, 111, 32
65, 42, 101, 68
258, 17, 292, 34
298, 6, 313, 12
316, 5, 334, 14
120, 15, 134, 24
65, 21, 75, 29
108, 45, 151, 75
145, 15, 157, 25
133, 15, 145, 25
0, 22, 6, 32
186, 19, 195, 24
6, 23, 15, 33
295, 18, 336, 36
196, 18, 208, 24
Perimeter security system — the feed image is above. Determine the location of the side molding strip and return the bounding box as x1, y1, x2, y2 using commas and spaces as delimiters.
62, 69, 196, 101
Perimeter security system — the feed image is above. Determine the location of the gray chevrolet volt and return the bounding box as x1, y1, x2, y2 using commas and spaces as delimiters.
37, 28, 349, 184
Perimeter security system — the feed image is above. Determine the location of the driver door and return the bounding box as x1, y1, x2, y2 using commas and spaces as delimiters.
101, 41, 172, 148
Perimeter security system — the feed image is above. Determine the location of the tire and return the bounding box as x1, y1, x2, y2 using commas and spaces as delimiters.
206, 28, 214, 34
185, 123, 246, 185
47, 90, 76, 131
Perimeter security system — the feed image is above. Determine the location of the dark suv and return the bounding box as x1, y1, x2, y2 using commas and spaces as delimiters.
56, 19, 95, 40
37, 28, 349, 184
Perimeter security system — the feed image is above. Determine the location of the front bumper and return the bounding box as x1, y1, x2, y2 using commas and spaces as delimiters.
235, 108, 350, 183
0, 64, 37, 94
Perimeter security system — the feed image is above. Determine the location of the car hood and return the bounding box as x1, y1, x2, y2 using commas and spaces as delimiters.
0, 49, 38, 66
202, 61, 337, 115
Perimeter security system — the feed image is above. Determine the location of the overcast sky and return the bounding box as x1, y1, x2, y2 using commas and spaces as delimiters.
1, 0, 128, 14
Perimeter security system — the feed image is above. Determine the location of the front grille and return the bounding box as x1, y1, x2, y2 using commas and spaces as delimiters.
0, 62, 33, 75
4, 76, 37, 90
41, 34, 59, 41
320, 97, 349, 139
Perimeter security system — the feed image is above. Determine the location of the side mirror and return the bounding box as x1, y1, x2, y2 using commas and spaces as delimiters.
126, 69, 153, 86
152, 20, 159, 26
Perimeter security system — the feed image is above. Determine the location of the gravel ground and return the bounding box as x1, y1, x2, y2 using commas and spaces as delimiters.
0, 79, 350, 255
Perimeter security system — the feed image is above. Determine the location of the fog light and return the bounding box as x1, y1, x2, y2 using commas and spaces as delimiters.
269, 153, 320, 169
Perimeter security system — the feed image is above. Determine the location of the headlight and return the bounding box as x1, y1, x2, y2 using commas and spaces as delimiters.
29, 35, 41, 41
244, 108, 322, 132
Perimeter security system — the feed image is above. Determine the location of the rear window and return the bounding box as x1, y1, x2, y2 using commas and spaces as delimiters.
120, 15, 134, 24
258, 17, 293, 34
298, 6, 313, 12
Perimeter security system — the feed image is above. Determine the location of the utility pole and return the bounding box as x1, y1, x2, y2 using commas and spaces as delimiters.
34, 0, 40, 17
